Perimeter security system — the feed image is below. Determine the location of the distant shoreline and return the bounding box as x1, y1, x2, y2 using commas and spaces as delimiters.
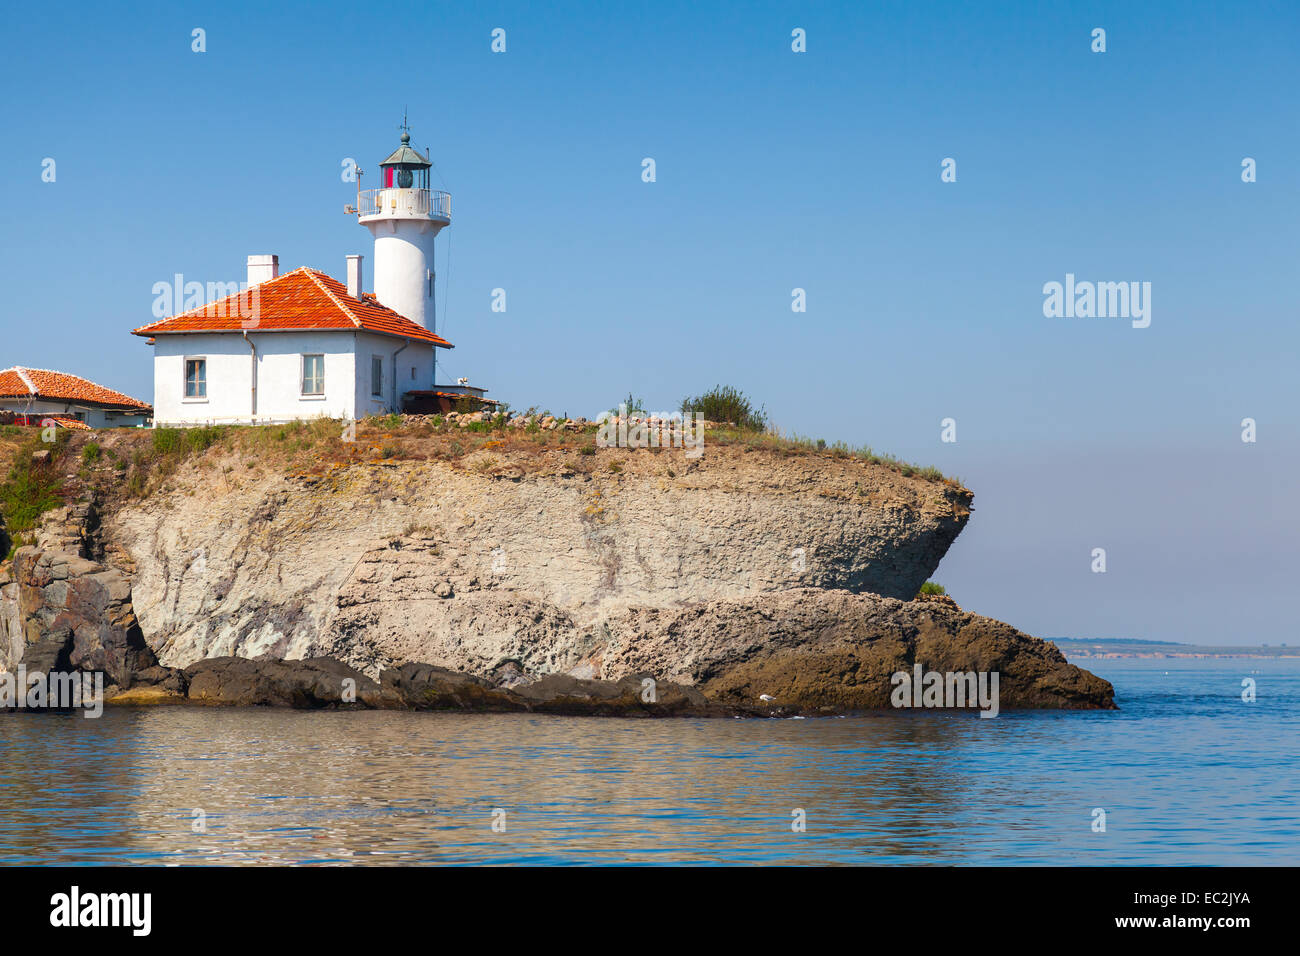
1051, 638, 1299, 660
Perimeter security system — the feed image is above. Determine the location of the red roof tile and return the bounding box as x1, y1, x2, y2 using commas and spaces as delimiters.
0, 367, 152, 411
44, 416, 94, 431
131, 267, 453, 347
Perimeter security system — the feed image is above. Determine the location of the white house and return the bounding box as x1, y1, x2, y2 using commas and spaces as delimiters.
134, 129, 475, 427
0, 366, 151, 428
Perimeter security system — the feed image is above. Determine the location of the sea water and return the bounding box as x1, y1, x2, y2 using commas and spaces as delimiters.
0, 657, 1295, 865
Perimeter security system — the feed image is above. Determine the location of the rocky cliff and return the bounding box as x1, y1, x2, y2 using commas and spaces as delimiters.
106, 443, 972, 672
0, 422, 1114, 711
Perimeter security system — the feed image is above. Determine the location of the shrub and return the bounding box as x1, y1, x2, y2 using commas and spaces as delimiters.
680, 385, 767, 431
186, 426, 223, 454
610, 392, 646, 416
152, 428, 183, 455
81, 442, 101, 463
918, 581, 947, 596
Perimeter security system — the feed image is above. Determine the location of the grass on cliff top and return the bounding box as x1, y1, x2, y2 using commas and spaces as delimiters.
707, 426, 956, 484
17, 412, 964, 504
0, 426, 71, 559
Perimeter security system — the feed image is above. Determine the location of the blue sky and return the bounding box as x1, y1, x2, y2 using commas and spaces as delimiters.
3, 0, 1297, 644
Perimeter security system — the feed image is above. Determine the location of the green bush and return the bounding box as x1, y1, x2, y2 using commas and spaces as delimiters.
680, 385, 767, 431
152, 428, 182, 455
81, 442, 101, 463
918, 581, 947, 596
153, 426, 222, 457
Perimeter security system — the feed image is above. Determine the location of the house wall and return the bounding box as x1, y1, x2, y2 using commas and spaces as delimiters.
353, 333, 436, 420
152, 332, 360, 426
150, 332, 438, 426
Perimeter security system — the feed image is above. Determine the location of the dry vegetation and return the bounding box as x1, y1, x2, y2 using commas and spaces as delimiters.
0, 413, 964, 557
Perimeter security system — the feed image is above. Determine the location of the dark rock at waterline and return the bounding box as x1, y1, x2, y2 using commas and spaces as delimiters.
379, 661, 524, 711
184, 656, 384, 709
118, 656, 761, 716
512, 672, 719, 716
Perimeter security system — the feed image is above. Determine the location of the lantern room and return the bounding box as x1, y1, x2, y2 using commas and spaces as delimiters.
380, 131, 432, 189
357, 127, 452, 225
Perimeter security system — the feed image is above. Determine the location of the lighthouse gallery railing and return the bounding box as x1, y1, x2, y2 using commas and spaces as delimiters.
357, 188, 452, 221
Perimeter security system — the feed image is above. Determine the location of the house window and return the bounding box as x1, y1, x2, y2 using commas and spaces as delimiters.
184, 358, 207, 399
371, 355, 383, 397
301, 354, 325, 396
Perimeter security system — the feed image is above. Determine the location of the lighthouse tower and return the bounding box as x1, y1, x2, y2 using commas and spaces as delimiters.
357, 128, 451, 331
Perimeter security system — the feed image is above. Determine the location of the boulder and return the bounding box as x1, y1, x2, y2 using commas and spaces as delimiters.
8, 546, 158, 689
183, 656, 393, 708
595, 588, 1115, 711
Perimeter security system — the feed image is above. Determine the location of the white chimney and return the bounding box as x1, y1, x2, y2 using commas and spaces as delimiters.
246, 254, 279, 286
346, 255, 365, 301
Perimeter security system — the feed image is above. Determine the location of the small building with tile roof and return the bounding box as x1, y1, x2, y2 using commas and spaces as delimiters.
0, 366, 152, 428
133, 263, 454, 426
133, 128, 485, 427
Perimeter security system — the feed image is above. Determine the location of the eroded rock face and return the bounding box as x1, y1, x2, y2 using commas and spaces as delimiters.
1, 547, 158, 689
597, 589, 1114, 710
299, 538, 1111, 710
104, 448, 971, 668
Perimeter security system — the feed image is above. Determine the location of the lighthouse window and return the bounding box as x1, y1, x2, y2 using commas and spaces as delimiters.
301, 354, 325, 396
184, 358, 206, 399
371, 355, 383, 397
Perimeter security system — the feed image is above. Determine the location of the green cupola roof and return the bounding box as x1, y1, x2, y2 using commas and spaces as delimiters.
380, 132, 431, 168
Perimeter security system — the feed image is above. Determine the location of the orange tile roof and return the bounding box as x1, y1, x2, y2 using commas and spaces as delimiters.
44, 416, 93, 431
131, 267, 453, 348
0, 367, 152, 411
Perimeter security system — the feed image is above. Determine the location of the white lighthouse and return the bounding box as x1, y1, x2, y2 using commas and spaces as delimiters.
357, 128, 450, 331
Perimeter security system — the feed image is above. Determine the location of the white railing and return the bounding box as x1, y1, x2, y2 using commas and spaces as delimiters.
358, 188, 451, 221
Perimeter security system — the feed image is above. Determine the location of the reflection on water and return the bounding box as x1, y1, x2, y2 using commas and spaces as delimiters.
0, 658, 1297, 865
